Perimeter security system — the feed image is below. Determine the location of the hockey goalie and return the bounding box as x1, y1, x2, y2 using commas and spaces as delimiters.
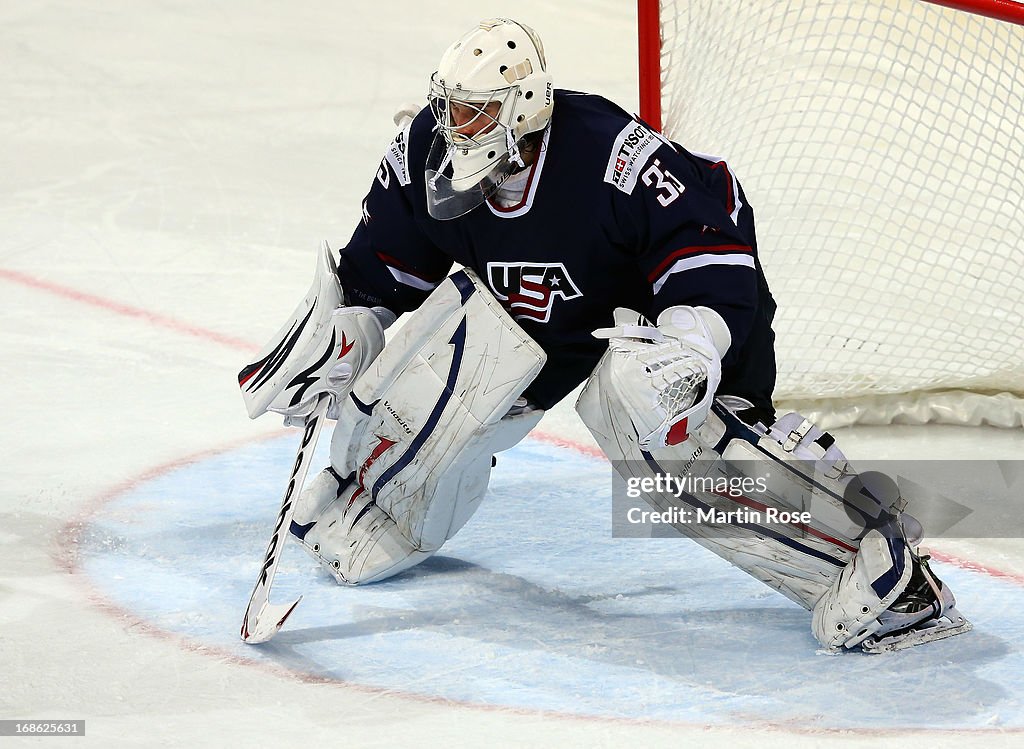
237, 17, 970, 652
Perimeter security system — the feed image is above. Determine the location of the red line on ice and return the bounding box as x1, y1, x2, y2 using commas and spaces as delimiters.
0, 267, 255, 351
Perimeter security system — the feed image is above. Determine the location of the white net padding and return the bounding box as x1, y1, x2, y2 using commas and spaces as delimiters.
654, 0, 1024, 427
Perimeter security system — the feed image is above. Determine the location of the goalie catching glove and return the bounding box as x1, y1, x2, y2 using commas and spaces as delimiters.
592, 305, 732, 449
238, 240, 394, 424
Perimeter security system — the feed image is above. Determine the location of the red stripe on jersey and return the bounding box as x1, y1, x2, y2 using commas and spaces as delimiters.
647, 244, 752, 283
708, 160, 736, 216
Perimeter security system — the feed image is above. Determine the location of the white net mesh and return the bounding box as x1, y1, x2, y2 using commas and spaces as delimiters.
655, 0, 1024, 426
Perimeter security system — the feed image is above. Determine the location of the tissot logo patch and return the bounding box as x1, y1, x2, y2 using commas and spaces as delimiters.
382, 120, 412, 187
604, 120, 669, 194
486, 262, 582, 323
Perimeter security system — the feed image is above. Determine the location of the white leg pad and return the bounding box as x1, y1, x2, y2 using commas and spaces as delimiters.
581, 350, 969, 651
811, 530, 913, 650
297, 410, 541, 584
290, 468, 345, 528
295, 475, 434, 585
577, 354, 858, 609
296, 269, 545, 584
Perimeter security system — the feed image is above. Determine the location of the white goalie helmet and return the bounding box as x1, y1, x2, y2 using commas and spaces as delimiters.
426, 18, 554, 219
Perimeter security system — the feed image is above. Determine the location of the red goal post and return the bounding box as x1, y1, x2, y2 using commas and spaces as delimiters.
637, 0, 1024, 428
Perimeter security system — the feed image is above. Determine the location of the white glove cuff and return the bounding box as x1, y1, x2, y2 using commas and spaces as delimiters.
656, 305, 732, 359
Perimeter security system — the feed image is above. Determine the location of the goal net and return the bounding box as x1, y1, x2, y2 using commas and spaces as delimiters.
639, 0, 1024, 427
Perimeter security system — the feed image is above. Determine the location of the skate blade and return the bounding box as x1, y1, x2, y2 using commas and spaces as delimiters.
860, 607, 972, 653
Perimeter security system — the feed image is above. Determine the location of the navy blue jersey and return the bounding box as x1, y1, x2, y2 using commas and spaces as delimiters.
338, 91, 777, 411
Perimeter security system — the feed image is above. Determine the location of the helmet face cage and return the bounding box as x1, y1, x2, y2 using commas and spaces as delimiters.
428, 74, 518, 150
423, 19, 554, 218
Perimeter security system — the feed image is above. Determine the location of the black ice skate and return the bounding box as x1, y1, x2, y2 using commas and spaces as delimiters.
860, 553, 972, 653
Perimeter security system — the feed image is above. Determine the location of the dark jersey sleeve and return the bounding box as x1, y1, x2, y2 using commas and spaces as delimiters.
609, 129, 760, 364
336, 109, 453, 313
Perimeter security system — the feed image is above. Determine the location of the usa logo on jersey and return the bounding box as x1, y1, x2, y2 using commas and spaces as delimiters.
486, 262, 582, 323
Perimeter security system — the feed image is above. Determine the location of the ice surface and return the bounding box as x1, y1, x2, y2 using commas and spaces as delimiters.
74, 436, 1024, 731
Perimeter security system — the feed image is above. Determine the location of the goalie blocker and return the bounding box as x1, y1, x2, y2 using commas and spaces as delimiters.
238, 240, 393, 424
577, 308, 971, 653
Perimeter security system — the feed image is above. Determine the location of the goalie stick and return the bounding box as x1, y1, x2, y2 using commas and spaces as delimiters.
240, 392, 330, 643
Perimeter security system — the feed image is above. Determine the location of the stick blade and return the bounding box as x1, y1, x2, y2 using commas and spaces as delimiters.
240, 596, 303, 644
